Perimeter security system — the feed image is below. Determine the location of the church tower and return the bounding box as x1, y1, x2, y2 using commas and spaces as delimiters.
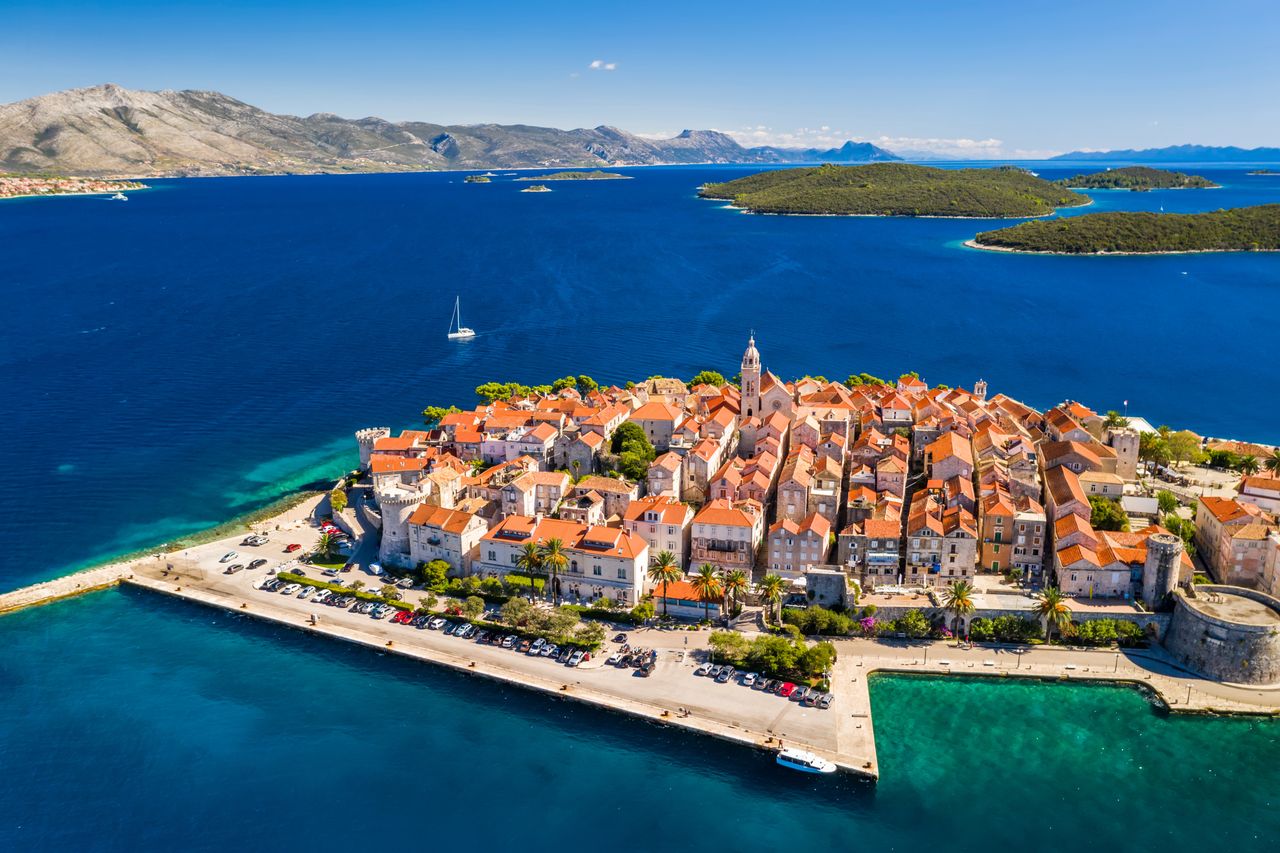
974, 379, 988, 402
741, 334, 761, 419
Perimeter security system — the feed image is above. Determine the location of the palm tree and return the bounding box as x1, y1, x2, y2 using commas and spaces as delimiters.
1239, 455, 1260, 476
1103, 410, 1130, 430
646, 550, 682, 617
723, 569, 750, 618
515, 541, 542, 602
539, 538, 569, 605
942, 579, 976, 636
316, 532, 338, 561
1034, 586, 1073, 644
757, 574, 786, 624
689, 563, 724, 623
1264, 449, 1280, 477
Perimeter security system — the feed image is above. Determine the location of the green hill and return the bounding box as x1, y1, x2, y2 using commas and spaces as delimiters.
1057, 166, 1218, 190
515, 171, 629, 181
970, 205, 1280, 254
698, 163, 1090, 217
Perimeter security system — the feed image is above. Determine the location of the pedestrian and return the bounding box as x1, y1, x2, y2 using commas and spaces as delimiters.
684, 636, 688, 647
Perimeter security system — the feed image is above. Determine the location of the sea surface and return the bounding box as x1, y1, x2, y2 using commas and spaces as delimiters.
1, 589, 1277, 852
2, 163, 1279, 851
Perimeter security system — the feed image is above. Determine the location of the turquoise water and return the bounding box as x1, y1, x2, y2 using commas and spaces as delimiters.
2, 164, 1279, 591
2, 588, 1277, 851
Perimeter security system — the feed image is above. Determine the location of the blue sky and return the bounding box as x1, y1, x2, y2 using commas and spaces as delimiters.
3, 0, 1277, 156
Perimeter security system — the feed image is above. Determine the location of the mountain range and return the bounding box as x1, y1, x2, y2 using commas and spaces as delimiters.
0, 84, 900, 176
1050, 144, 1280, 163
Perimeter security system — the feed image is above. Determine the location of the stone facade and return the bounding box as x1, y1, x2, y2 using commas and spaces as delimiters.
1164, 586, 1280, 686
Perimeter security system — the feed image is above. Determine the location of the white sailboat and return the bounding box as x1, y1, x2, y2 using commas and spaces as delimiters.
447, 296, 476, 339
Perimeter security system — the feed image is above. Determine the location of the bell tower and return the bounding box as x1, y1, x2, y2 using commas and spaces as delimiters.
741, 333, 761, 419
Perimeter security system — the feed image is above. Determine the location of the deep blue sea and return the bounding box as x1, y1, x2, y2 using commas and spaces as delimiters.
2, 163, 1279, 850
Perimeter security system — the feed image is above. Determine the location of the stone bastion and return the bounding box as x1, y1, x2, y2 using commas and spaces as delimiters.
1164, 584, 1280, 685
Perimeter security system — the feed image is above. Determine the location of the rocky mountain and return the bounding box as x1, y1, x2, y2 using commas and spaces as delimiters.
0, 84, 901, 176
1050, 144, 1280, 163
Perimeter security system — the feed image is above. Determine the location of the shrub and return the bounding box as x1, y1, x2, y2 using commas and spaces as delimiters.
781, 605, 853, 636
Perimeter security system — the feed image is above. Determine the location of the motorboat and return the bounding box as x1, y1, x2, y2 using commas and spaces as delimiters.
776, 748, 837, 774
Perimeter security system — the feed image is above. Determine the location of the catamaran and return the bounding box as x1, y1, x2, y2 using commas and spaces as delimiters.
447, 296, 476, 339
775, 747, 837, 774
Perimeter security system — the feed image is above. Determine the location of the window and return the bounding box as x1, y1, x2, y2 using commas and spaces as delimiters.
617, 567, 627, 580
993, 544, 1000, 554
487, 550, 496, 561
593, 565, 602, 576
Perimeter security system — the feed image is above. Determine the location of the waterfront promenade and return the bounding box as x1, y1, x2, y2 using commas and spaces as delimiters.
4, 487, 1278, 786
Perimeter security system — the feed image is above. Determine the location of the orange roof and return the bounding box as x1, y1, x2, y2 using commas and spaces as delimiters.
408, 504, 479, 533
1201, 495, 1258, 524
624, 495, 693, 525
926, 431, 973, 464
655, 579, 708, 603
864, 518, 902, 538
693, 498, 763, 528
370, 455, 429, 474
631, 401, 683, 422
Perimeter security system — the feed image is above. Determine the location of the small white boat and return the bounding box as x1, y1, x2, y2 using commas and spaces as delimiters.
111, 192, 128, 201
447, 295, 476, 339
776, 747, 837, 774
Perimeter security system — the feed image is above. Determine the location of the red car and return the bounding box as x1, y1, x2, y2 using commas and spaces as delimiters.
285, 543, 302, 553
778, 682, 797, 698
393, 610, 412, 624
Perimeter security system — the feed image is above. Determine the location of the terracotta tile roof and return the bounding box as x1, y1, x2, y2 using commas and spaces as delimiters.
926, 431, 973, 464
1201, 495, 1258, 524
631, 401, 683, 422
370, 455, 429, 474
693, 498, 763, 528
624, 495, 693, 525
575, 475, 637, 495
408, 504, 479, 533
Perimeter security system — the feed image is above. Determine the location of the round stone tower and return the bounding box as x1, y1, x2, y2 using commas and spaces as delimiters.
1142, 532, 1183, 611
355, 427, 391, 470
375, 488, 422, 566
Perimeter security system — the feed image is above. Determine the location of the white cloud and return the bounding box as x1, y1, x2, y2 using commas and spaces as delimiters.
722, 126, 1060, 159
589, 60, 617, 71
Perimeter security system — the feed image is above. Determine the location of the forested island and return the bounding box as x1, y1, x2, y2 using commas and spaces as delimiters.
516, 171, 630, 181
698, 163, 1089, 217
969, 204, 1280, 254
1056, 166, 1218, 191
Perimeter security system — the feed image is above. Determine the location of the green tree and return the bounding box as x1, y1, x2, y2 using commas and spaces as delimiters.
708, 630, 749, 665
551, 376, 577, 393
942, 579, 976, 634
349, 579, 366, 592
421, 404, 461, 425
690, 563, 724, 622
689, 370, 726, 388
329, 489, 348, 514
515, 542, 543, 602
1103, 410, 1130, 430
379, 583, 400, 600
316, 533, 339, 561
757, 574, 786, 624
1238, 455, 1260, 476
1139, 431, 1171, 467
1089, 495, 1130, 532
414, 597, 434, 615
1264, 449, 1280, 476
897, 609, 930, 638
1034, 587, 1072, 643
646, 550, 683, 617
462, 595, 485, 619
798, 641, 837, 677
576, 375, 599, 395
575, 620, 606, 649
419, 559, 450, 590
1156, 490, 1179, 515
539, 538, 569, 604
744, 634, 801, 677
1166, 430, 1206, 467
500, 596, 533, 626
722, 569, 750, 618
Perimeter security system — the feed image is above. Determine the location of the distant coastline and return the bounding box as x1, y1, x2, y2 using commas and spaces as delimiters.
963, 238, 1280, 256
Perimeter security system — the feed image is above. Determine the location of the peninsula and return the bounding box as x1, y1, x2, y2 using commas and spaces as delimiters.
698, 163, 1089, 217
516, 171, 630, 181
969, 204, 1280, 254
0, 173, 147, 200
5, 337, 1280, 786
1057, 166, 1219, 190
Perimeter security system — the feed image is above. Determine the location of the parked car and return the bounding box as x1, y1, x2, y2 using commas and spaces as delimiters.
557, 647, 573, 664
791, 686, 809, 702
475, 630, 490, 643
298, 586, 317, 599
528, 638, 546, 655
223, 564, 244, 575
219, 551, 239, 563
694, 662, 712, 677
741, 672, 758, 687
501, 635, 516, 648
568, 651, 585, 667
518, 639, 532, 652
313, 590, 330, 603
715, 667, 734, 683
817, 693, 834, 710
778, 682, 796, 698
541, 644, 558, 658
285, 544, 302, 553
429, 618, 446, 630
279, 583, 301, 595
247, 559, 268, 570
613, 633, 628, 644
443, 621, 457, 635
